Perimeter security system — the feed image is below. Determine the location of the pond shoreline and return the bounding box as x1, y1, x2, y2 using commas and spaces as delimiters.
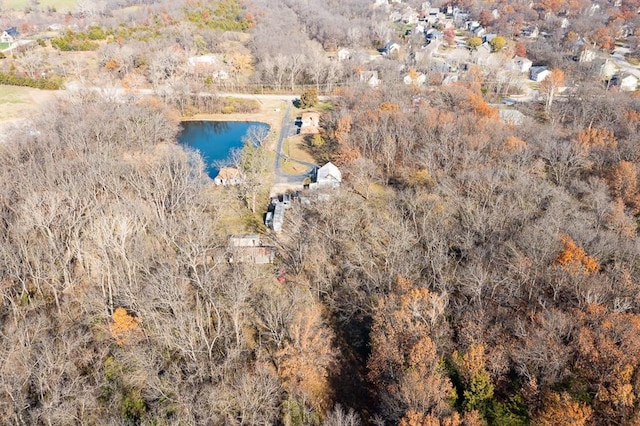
178, 120, 270, 179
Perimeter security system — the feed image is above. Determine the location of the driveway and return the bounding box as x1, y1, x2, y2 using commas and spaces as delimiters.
273, 102, 317, 184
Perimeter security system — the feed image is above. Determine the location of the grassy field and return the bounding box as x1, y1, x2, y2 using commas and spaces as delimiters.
280, 157, 309, 174
283, 135, 315, 163
0, 86, 28, 103
0, 85, 58, 122
3, 0, 77, 11
0, 85, 31, 121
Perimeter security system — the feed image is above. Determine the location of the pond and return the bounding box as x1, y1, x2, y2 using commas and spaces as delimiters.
178, 121, 270, 179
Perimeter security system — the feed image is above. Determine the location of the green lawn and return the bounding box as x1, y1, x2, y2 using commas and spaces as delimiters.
0, 42, 9, 50
3, 0, 77, 11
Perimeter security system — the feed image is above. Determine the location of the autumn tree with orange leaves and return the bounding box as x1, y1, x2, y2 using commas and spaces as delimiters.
368, 277, 454, 422
533, 392, 592, 426
554, 235, 599, 274
277, 303, 337, 412
110, 307, 143, 346
608, 160, 640, 212
568, 304, 640, 424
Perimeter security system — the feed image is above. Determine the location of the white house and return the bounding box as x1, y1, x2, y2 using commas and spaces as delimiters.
0, 27, 18, 44
610, 73, 638, 91
360, 70, 381, 88
600, 60, 618, 79
188, 54, 228, 80
212, 70, 229, 81
214, 167, 242, 185
381, 40, 400, 55
510, 56, 533, 73
187, 54, 218, 67
337, 48, 351, 61
530, 66, 551, 82
402, 7, 419, 24
472, 26, 486, 38
316, 162, 342, 188
579, 49, 596, 63
520, 26, 539, 38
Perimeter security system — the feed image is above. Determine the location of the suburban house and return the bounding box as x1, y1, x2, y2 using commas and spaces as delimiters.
228, 235, 274, 264
337, 48, 351, 61
187, 54, 229, 80
482, 33, 497, 43
599, 60, 618, 80
578, 48, 596, 63
214, 167, 242, 185
610, 73, 638, 91
442, 74, 459, 85
530, 66, 551, 82
510, 56, 533, 73
381, 40, 400, 55
426, 8, 443, 24
299, 112, 320, 134
472, 26, 486, 38
360, 70, 381, 88
315, 162, 342, 188
0, 27, 18, 44
187, 54, 218, 67
402, 7, 419, 24
211, 70, 229, 81
425, 28, 443, 43
520, 26, 539, 38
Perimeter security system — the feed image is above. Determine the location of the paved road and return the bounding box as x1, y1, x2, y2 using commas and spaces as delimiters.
64, 83, 330, 104
274, 102, 317, 184
610, 47, 640, 79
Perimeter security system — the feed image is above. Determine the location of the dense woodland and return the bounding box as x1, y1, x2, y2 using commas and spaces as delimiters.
2, 0, 640, 425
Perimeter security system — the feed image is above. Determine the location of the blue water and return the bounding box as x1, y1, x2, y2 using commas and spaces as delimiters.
178, 121, 269, 178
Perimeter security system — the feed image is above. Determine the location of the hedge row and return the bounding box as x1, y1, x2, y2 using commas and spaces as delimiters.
0, 72, 61, 90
